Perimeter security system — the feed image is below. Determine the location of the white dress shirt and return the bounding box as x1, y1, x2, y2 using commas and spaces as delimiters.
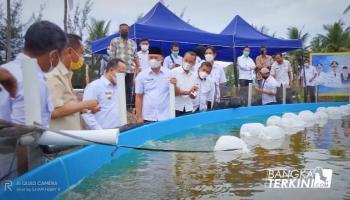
137, 50, 149, 70
163, 55, 183, 69
301, 65, 317, 87
325, 71, 342, 87
315, 71, 327, 86
237, 55, 256, 80
82, 76, 119, 130
193, 76, 215, 111
0, 53, 52, 127
135, 67, 172, 121
171, 66, 197, 112
261, 76, 278, 105
271, 59, 293, 87
208, 62, 227, 102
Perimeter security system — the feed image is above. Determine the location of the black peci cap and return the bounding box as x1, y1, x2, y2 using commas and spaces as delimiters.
149, 46, 162, 55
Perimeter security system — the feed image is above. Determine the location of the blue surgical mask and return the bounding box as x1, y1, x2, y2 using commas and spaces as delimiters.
243, 51, 250, 57
172, 51, 179, 57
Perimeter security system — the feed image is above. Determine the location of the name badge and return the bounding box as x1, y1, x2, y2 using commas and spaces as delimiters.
105, 92, 112, 100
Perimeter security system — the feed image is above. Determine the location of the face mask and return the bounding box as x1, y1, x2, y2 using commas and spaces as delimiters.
120, 32, 128, 39
48, 59, 55, 73
199, 71, 209, 79
70, 49, 84, 71
172, 51, 179, 57
243, 51, 250, 57
182, 62, 192, 71
304, 63, 309, 67
205, 54, 214, 62
141, 44, 149, 51
149, 59, 161, 69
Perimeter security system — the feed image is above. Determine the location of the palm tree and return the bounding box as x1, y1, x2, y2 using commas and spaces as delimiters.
318, 21, 350, 52
86, 18, 110, 46
287, 26, 309, 46
344, 4, 350, 14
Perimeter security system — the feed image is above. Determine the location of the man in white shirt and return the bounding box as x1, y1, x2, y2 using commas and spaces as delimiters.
270, 53, 293, 87
237, 46, 256, 87
0, 21, 67, 127
172, 51, 198, 116
254, 67, 278, 105
82, 59, 126, 129
300, 58, 317, 102
137, 38, 149, 71
135, 47, 175, 123
204, 46, 227, 103
0, 68, 17, 121
326, 61, 342, 87
270, 52, 293, 103
193, 62, 215, 112
163, 43, 183, 69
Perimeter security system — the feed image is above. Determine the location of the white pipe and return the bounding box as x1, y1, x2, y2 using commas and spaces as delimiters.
282, 85, 286, 104
116, 73, 127, 126
248, 83, 252, 107
169, 83, 175, 118
37, 129, 119, 145
22, 57, 41, 126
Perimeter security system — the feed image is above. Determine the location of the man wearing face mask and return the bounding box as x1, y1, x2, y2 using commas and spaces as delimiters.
137, 38, 150, 71
171, 51, 198, 116
237, 46, 256, 87
192, 62, 215, 112
46, 34, 100, 130
300, 58, 317, 103
0, 21, 67, 127
203, 46, 227, 104
135, 47, 175, 123
255, 46, 273, 85
163, 43, 183, 69
109, 23, 140, 110
254, 67, 278, 105
82, 59, 126, 130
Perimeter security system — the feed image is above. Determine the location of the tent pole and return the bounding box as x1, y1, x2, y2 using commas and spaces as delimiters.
233, 48, 238, 87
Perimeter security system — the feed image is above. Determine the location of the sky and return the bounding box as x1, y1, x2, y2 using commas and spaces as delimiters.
1, 0, 349, 45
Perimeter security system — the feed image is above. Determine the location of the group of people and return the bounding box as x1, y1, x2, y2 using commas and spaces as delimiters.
1, 21, 347, 133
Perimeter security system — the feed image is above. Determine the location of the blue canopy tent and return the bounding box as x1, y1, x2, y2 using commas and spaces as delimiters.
221, 15, 302, 85
91, 2, 234, 61
221, 15, 302, 58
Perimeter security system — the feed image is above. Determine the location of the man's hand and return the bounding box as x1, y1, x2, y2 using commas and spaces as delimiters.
170, 77, 177, 85
254, 86, 262, 92
83, 100, 100, 113
0, 68, 17, 97
190, 86, 198, 93
136, 115, 144, 123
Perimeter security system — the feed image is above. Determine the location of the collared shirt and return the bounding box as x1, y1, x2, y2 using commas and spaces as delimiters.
171, 66, 197, 112
46, 62, 81, 130
82, 76, 119, 130
315, 71, 326, 85
0, 53, 52, 127
208, 62, 227, 102
135, 67, 172, 121
163, 55, 183, 69
301, 65, 317, 87
341, 72, 350, 84
193, 76, 215, 111
237, 55, 256, 80
325, 71, 342, 86
137, 50, 149, 70
109, 37, 138, 73
261, 76, 278, 105
255, 54, 273, 80
271, 59, 292, 87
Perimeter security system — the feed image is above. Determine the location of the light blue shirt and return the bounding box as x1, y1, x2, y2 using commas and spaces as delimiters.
0, 53, 52, 127
135, 67, 171, 121
82, 76, 119, 130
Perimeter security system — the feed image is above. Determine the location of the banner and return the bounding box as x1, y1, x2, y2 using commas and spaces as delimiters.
310, 52, 350, 95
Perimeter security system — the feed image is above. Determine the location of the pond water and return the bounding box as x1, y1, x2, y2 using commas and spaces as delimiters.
59, 114, 350, 200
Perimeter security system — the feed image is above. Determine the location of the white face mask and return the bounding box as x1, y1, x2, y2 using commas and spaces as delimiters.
199, 71, 209, 79
205, 54, 214, 62
182, 62, 192, 71
141, 44, 149, 52
149, 59, 161, 69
